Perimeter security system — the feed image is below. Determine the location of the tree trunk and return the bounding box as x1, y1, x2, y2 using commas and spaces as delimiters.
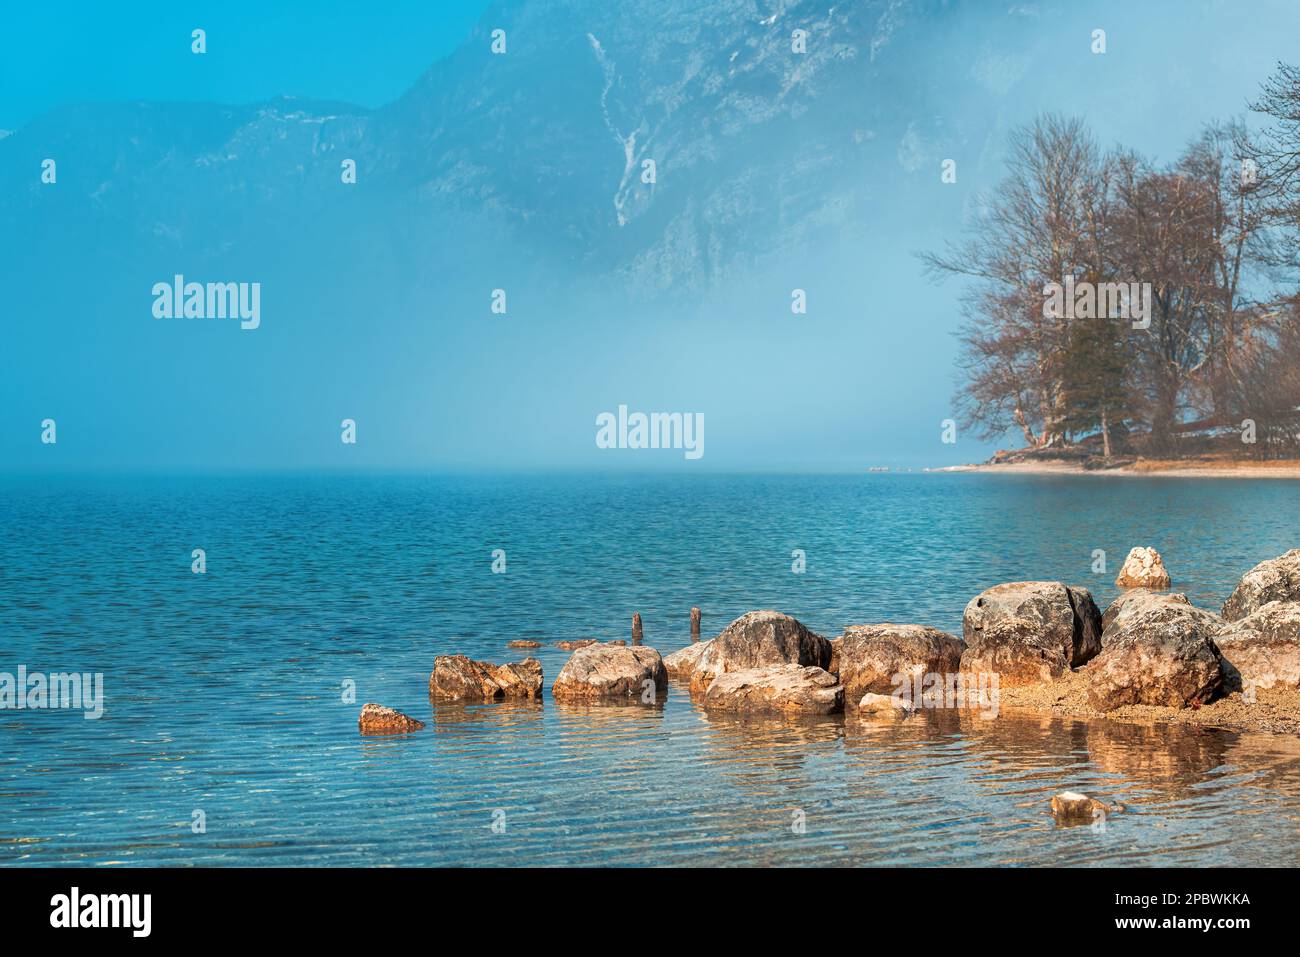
1013, 406, 1038, 448
1101, 407, 1112, 459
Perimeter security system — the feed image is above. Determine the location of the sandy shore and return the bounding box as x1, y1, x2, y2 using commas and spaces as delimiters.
997, 671, 1300, 735
956, 458, 1300, 479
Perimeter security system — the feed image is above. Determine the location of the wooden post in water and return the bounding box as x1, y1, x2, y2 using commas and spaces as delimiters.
690, 606, 701, 642
632, 612, 643, 646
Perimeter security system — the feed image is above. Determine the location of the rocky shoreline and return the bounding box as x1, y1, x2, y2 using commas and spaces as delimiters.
359, 546, 1300, 739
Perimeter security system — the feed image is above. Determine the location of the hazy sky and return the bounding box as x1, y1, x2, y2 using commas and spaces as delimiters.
0, 1, 489, 130
4, 1, 1300, 473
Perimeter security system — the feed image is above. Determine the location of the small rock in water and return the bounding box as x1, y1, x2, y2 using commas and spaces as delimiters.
429, 655, 544, 701
358, 703, 425, 735
555, 639, 598, 651
857, 692, 915, 717
552, 642, 667, 703
1050, 791, 1109, 824
508, 640, 542, 648
1115, 546, 1172, 589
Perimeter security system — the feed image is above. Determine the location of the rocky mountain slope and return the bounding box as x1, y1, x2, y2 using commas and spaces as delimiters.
0, 0, 1018, 293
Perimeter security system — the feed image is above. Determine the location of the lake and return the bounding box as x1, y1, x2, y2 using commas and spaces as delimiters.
2, 472, 1299, 865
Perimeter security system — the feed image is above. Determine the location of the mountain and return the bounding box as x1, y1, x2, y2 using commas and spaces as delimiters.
0, 0, 1080, 472
0, 0, 1029, 294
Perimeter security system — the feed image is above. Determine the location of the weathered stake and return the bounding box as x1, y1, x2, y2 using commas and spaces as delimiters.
690, 606, 701, 642
632, 612, 643, 646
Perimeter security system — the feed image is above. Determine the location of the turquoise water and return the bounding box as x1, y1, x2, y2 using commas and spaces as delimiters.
2, 472, 1300, 866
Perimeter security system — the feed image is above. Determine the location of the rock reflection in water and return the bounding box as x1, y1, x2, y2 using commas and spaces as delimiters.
429, 699, 545, 740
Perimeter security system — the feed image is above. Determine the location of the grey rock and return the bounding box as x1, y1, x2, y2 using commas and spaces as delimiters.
960, 581, 1102, 685
702, 665, 843, 715
1222, 549, 1300, 621
1216, 601, 1300, 690
552, 642, 667, 703
838, 623, 964, 705
663, 639, 711, 678
1086, 592, 1224, 711
690, 610, 831, 696
429, 655, 543, 701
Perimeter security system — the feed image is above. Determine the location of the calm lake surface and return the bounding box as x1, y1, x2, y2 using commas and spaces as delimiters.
2, 472, 1300, 866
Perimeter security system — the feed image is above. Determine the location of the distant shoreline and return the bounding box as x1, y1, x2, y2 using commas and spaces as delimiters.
935, 458, 1300, 479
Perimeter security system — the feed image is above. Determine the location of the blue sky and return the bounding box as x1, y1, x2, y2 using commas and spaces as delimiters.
4, 1, 1300, 473
0, 1, 489, 131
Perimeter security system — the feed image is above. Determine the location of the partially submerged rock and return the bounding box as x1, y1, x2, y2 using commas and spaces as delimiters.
1086, 592, 1224, 711
429, 655, 544, 701
690, 610, 831, 696
960, 582, 1102, 686
702, 665, 843, 716
663, 640, 711, 679
856, 692, 915, 718
507, 640, 542, 649
359, 703, 425, 735
1115, 546, 1171, 589
1050, 791, 1109, 825
1223, 549, 1300, 621
1215, 601, 1300, 690
552, 642, 668, 703
838, 623, 964, 705
555, 639, 598, 651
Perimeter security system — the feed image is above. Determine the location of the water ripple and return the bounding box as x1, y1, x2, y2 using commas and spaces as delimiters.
4, 473, 1300, 865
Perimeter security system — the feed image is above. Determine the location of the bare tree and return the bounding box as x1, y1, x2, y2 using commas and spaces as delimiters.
1241, 61, 1300, 268
1108, 154, 1221, 451
1175, 123, 1272, 427
930, 104, 1300, 460
924, 115, 1107, 448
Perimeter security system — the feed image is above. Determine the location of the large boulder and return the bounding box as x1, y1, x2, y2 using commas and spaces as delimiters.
429, 655, 544, 701
552, 642, 668, 703
690, 610, 832, 695
1215, 601, 1300, 690
1115, 546, 1171, 589
663, 640, 711, 678
359, 703, 425, 735
1101, 589, 1191, 633
1086, 592, 1224, 711
1222, 549, 1300, 621
702, 665, 843, 715
838, 623, 964, 705
960, 582, 1102, 685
